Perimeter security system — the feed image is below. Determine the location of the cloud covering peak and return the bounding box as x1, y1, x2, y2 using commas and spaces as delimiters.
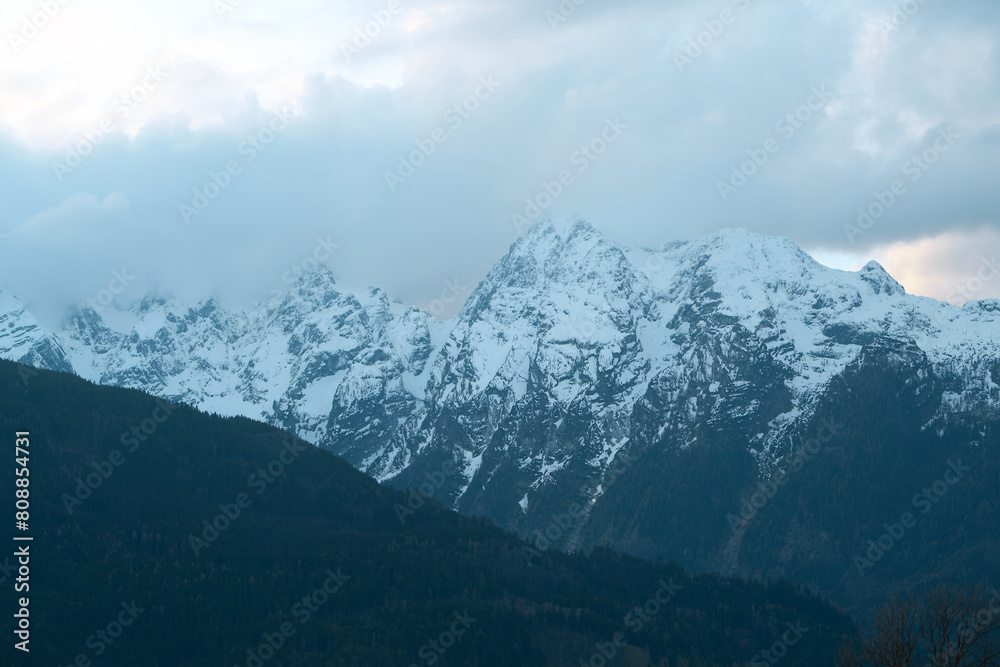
1, 0, 998, 317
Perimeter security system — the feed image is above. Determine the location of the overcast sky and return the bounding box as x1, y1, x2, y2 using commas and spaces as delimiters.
1, 0, 998, 323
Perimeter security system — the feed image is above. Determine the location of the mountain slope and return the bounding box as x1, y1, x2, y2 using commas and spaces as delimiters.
0, 289, 73, 372
2, 219, 997, 613
0, 359, 854, 666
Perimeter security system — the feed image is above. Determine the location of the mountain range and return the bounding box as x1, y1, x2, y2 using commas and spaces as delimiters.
0, 357, 855, 665
3, 219, 998, 612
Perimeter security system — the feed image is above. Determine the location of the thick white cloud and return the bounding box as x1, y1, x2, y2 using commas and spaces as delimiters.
0, 0, 997, 317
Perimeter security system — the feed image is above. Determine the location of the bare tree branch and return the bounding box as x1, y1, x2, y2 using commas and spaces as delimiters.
838, 584, 1000, 667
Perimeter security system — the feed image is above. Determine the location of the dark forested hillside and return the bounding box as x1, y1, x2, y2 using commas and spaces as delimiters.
5, 225, 998, 628
0, 359, 853, 666
576, 340, 1000, 616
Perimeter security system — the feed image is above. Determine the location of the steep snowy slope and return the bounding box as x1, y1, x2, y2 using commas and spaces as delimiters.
1, 220, 997, 564
55, 269, 439, 448
353, 221, 997, 514
0, 289, 73, 372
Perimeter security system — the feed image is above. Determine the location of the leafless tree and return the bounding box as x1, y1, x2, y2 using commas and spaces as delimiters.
839, 584, 1000, 667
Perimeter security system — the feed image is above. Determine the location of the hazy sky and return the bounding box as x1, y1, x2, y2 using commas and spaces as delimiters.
1, 0, 998, 323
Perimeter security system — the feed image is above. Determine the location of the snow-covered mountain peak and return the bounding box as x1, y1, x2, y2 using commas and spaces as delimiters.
292, 263, 338, 291
696, 226, 806, 254
2, 221, 997, 519
665, 228, 821, 289
268, 265, 340, 309
858, 260, 906, 297
502, 217, 624, 280
0, 289, 71, 373
523, 216, 599, 244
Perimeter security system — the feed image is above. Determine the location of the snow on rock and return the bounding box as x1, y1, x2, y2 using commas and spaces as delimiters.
1, 219, 997, 511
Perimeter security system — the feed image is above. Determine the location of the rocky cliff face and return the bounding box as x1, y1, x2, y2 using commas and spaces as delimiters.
3, 219, 997, 610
